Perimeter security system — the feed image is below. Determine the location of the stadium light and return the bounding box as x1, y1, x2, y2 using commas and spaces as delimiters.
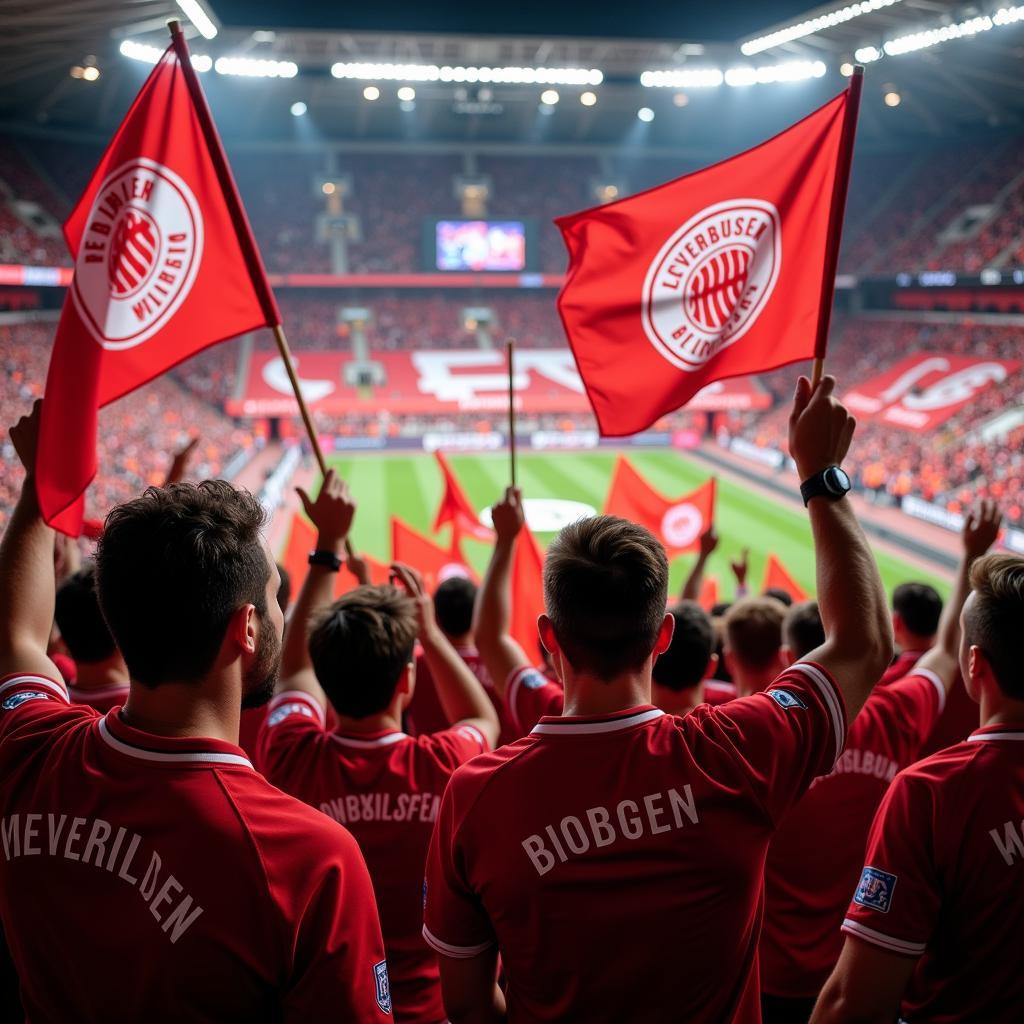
541, 89, 559, 105
741, 0, 902, 56
397, 86, 416, 101
580, 91, 597, 106
176, 0, 218, 40
839, 62, 855, 77
724, 60, 827, 86
330, 62, 603, 86
119, 39, 211, 71
290, 101, 307, 116
637, 107, 655, 122
641, 68, 723, 88
854, 45, 882, 63
214, 56, 298, 78
363, 85, 380, 101
884, 90, 901, 106
853, 7, 1024, 63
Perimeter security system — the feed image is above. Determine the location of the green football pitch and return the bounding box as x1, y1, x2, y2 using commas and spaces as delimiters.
321, 450, 950, 599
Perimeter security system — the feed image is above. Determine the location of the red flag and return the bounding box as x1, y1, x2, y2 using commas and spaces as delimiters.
37, 30, 279, 534
763, 554, 809, 603
557, 82, 861, 436
603, 456, 716, 557
432, 451, 493, 542
391, 518, 477, 593
510, 526, 546, 659
281, 514, 316, 596
697, 576, 719, 613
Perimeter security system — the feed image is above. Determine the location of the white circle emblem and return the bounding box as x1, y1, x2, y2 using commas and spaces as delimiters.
479, 498, 598, 533
642, 199, 781, 372
660, 503, 704, 548
71, 157, 204, 350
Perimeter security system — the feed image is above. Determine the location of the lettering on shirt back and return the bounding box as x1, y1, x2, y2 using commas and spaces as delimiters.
989, 819, 1024, 866
521, 786, 700, 876
319, 791, 441, 825
1, 813, 204, 944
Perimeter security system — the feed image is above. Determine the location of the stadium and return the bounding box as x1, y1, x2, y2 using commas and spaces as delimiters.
1, 0, 1023, 1022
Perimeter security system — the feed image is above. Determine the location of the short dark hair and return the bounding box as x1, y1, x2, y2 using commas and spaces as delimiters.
54, 564, 117, 665
544, 515, 669, 681
309, 585, 419, 718
710, 602, 732, 619
96, 481, 270, 687
892, 582, 942, 639
783, 601, 825, 661
276, 563, 291, 614
965, 554, 1024, 699
724, 597, 786, 670
652, 601, 714, 692
763, 587, 794, 608
434, 577, 477, 638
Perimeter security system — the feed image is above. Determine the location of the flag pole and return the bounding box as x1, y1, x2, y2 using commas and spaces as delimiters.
506, 337, 518, 489
811, 64, 864, 388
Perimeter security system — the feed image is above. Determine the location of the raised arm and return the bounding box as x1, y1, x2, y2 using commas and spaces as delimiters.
681, 525, 718, 601
393, 562, 499, 748
163, 435, 200, 486
0, 401, 61, 682
789, 376, 894, 722
277, 470, 355, 703
473, 486, 532, 698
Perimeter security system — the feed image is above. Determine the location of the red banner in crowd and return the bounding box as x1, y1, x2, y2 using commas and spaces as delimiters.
843, 353, 1021, 432
432, 451, 494, 541
36, 31, 278, 534
510, 526, 547, 659
391, 518, 477, 593
556, 83, 861, 436
763, 554, 809, 603
603, 457, 716, 557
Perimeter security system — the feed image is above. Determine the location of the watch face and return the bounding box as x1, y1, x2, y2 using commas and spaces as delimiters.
825, 467, 851, 493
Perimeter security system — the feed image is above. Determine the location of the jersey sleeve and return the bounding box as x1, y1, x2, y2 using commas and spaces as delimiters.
422, 768, 497, 960
693, 660, 847, 824
255, 690, 327, 778
875, 670, 946, 763
418, 725, 491, 775
0, 673, 84, 745
841, 771, 937, 959
506, 666, 564, 737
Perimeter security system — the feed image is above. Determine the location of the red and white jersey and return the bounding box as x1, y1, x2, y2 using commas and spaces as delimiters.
0, 673, 391, 1023
843, 723, 1024, 1022
505, 665, 564, 738
67, 680, 130, 713
257, 691, 489, 1024
760, 670, 945, 998
879, 648, 924, 687
425, 662, 846, 1023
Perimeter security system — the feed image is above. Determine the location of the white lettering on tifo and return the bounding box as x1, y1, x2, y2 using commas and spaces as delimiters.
522, 787, 700, 876
1, 814, 204, 944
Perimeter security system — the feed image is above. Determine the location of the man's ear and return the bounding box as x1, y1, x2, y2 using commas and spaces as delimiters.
398, 661, 414, 697
228, 604, 258, 657
702, 652, 720, 680
653, 613, 674, 657
538, 614, 558, 657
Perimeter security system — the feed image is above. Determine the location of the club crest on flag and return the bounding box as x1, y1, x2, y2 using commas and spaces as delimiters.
660, 502, 704, 549
71, 157, 204, 350
642, 199, 781, 372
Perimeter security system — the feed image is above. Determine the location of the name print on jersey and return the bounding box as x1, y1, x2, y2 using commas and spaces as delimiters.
522, 786, 700, 876
1, 813, 203, 944
320, 791, 442, 825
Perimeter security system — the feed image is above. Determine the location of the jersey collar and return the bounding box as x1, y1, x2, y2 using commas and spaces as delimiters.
968, 723, 1024, 743
531, 705, 664, 736
98, 709, 253, 768
331, 731, 409, 748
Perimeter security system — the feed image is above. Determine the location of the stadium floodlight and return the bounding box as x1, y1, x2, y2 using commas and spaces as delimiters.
363, 85, 380, 101
580, 91, 597, 106
332, 62, 441, 82
640, 68, 724, 88
637, 107, 655, 122
329, 62, 602, 86
119, 39, 211, 71
724, 61, 827, 86
839, 62, 855, 76
397, 86, 416, 101
884, 90, 901, 106
854, 45, 882, 63
882, 15, 993, 56
214, 56, 298, 78
290, 101, 307, 116
541, 89, 559, 105
741, 0, 902, 56
176, 0, 218, 40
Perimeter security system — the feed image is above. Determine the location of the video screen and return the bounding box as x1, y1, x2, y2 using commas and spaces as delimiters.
435, 220, 527, 272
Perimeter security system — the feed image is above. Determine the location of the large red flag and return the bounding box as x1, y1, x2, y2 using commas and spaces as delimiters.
763, 554, 809, 602
432, 450, 493, 541
391, 518, 477, 593
557, 81, 861, 436
37, 29, 279, 534
603, 456, 716, 557
510, 526, 546, 659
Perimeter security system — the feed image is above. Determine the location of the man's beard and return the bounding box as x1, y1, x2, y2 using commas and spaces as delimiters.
241, 611, 281, 710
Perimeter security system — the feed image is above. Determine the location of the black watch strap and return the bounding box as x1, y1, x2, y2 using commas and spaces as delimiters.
308, 549, 343, 572
800, 466, 851, 507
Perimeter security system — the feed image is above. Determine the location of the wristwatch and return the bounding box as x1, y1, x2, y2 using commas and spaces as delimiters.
308, 549, 343, 572
800, 466, 851, 507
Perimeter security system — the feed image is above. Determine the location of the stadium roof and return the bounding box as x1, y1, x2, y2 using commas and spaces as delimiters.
1, 0, 1023, 150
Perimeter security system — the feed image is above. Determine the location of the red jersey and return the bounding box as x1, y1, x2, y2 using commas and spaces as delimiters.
67, 680, 130, 713
879, 648, 924, 686
237, 702, 339, 761
760, 670, 945, 998
0, 673, 391, 1022
843, 723, 1024, 1022
424, 662, 846, 1023
704, 680, 737, 705
257, 690, 489, 1024
505, 665, 564, 738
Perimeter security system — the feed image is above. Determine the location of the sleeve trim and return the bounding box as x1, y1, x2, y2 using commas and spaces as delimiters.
910, 669, 947, 715
788, 662, 846, 768
841, 919, 927, 958
0, 675, 70, 704
421, 924, 494, 959
453, 723, 489, 752
268, 690, 326, 727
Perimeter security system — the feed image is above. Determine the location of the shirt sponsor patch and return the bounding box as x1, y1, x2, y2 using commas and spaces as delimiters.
522, 670, 549, 690
267, 701, 314, 727
1, 692, 51, 711
854, 866, 898, 913
767, 688, 807, 710
373, 959, 392, 1015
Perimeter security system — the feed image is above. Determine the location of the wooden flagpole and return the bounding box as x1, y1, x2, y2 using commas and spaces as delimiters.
506, 338, 518, 489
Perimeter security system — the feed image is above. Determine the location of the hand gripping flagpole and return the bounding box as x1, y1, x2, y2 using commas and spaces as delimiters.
506, 338, 518, 489
167, 21, 355, 556
811, 64, 864, 388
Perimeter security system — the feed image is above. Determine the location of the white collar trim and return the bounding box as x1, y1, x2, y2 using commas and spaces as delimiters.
97, 718, 253, 768
331, 732, 409, 748
532, 707, 664, 736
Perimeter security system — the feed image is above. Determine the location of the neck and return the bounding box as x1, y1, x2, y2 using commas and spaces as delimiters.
562, 671, 651, 718
120, 675, 242, 744
337, 709, 404, 735
72, 659, 129, 691
980, 692, 1024, 729
732, 668, 780, 699
447, 632, 474, 651
652, 682, 703, 718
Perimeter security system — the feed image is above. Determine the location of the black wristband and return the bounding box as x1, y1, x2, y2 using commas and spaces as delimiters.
308, 549, 343, 572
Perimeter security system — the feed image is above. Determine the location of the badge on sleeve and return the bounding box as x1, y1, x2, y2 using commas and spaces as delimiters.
767, 688, 807, 710
854, 866, 898, 913
373, 960, 392, 1015
522, 670, 548, 690
1, 692, 50, 710
267, 701, 314, 727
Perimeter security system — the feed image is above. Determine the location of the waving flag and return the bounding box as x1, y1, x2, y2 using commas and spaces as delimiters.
557, 77, 862, 436
603, 456, 716, 557
763, 554, 809, 603
392, 518, 477, 593
510, 525, 547, 659
37, 25, 279, 534
432, 450, 494, 541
